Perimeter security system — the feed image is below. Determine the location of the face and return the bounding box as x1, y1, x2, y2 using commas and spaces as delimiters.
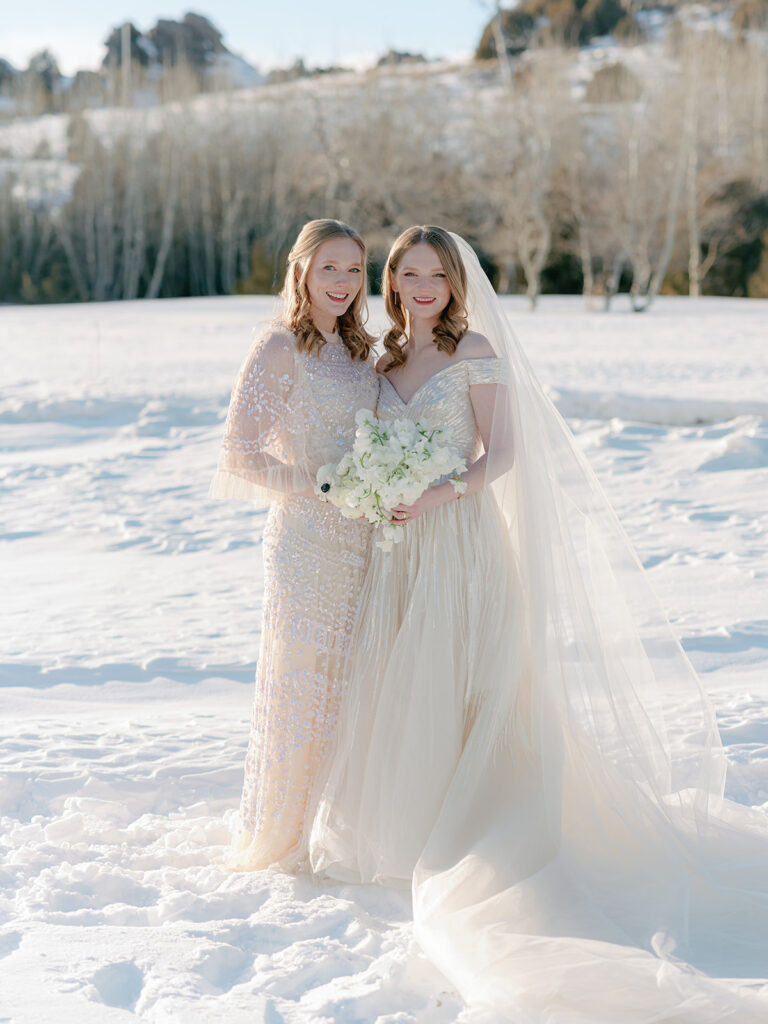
392, 242, 451, 325
305, 237, 364, 328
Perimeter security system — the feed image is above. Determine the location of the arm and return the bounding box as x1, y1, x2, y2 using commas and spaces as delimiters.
390, 378, 501, 519
391, 348, 513, 521
208, 330, 317, 502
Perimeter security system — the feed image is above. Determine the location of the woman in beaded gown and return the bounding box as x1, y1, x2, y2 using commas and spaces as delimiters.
209, 219, 378, 872
309, 227, 768, 1023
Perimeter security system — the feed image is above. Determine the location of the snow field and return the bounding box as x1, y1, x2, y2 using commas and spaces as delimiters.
1, 293, 767, 1022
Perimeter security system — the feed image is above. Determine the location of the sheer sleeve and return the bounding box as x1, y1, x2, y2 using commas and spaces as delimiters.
208, 329, 314, 505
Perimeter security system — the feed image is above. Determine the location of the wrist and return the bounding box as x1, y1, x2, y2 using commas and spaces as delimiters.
434, 481, 454, 507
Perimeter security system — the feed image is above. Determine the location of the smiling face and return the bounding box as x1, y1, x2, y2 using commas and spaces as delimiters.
382, 226, 469, 371
391, 242, 452, 327
305, 237, 364, 330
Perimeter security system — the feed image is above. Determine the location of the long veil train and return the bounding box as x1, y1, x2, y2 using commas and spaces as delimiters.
312, 234, 768, 1022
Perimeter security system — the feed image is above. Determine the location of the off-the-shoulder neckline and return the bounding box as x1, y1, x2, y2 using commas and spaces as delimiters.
381, 356, 500, 407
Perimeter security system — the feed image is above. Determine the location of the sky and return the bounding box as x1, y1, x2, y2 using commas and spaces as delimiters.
1, 1, 491, 76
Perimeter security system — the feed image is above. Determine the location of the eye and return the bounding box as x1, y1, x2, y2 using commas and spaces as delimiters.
435, 272, 446, 278
349, 267, 361, 273
322, 264, 336, 271
404, 271, 416, 277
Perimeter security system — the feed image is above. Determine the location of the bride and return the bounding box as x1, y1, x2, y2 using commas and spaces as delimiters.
309, 226, 768, 1022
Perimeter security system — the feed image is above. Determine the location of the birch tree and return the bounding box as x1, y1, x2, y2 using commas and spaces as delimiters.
479, 55, 568, 305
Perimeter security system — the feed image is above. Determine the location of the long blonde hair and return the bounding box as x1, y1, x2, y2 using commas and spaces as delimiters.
280, 219, 374, 360
382, 225, 469, 371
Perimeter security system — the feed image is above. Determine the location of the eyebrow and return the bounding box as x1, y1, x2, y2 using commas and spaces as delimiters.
323, 259, 362, 266
400, 264, 445, 273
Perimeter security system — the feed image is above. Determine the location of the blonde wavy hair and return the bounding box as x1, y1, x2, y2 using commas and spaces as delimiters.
279, 219, 374, 361
382, 225, 469, 371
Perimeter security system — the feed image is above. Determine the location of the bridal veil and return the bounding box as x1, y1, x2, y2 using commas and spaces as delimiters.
397, 235, 768, 1021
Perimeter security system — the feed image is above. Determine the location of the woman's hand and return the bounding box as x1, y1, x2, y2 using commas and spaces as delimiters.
390, 482, 454, 524
298, 483, 326, 500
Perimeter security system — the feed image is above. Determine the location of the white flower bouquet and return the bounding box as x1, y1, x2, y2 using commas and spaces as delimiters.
315, 408, 467, 550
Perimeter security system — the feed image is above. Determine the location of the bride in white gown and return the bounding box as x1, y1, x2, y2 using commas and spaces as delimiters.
309, 226, 768, 1023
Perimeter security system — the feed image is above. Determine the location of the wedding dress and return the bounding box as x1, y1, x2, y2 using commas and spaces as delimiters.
209, 325, 379, 871
309, 239, 768, 1023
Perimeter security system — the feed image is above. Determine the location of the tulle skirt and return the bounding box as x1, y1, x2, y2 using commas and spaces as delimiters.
311, 490, 526, 885
310, 489, 768, 1023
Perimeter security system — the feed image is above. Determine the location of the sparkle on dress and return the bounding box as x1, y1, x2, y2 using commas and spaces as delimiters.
309, 356, 517, 883
210, 326, 379, 872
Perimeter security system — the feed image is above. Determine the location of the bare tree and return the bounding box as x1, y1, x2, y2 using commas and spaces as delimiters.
477, 1, 514, 85
145, 126, 179, 298
748, 40, 768, 189
479, 56, 568, 306
2, 34, 766, 306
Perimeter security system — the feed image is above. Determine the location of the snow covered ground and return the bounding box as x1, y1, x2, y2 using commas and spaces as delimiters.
1, 294, 767, 1022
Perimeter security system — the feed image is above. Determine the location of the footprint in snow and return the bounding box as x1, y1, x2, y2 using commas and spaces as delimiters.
89, 960, 144, 1011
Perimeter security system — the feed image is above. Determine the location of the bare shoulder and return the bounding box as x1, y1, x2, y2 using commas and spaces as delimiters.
457, 331, 496, 360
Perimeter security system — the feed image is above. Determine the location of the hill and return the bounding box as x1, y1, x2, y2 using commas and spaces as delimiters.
0, 5, 767, 305
476, 0, 768, 57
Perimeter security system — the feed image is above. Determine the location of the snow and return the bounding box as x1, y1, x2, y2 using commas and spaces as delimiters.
0, 156, 80, 208
1, 293, 767, 1021
0, 26, 737, 214
206, 52, 266, 89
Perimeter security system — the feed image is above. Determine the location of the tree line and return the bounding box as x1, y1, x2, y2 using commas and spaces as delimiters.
1, 27, 767, 307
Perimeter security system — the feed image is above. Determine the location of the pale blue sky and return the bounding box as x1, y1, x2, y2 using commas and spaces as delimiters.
2, 2, 489, 75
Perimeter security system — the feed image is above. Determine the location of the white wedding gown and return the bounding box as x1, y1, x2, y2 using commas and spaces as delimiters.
310, 356, 526, 884
307, 299, 768, 1020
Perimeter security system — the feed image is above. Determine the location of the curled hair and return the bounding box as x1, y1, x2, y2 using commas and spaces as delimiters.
279, 219, 374, 361
382, 225, 469, 371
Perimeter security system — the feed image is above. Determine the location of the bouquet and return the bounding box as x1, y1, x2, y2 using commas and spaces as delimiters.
315, 408, 467, 550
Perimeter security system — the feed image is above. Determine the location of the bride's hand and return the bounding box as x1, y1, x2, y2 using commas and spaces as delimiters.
390, 483, 452, 523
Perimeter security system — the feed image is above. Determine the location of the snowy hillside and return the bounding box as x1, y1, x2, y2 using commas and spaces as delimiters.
0, 28, 717, 208
4, 5, 768, 306
1, 295, 767, 1021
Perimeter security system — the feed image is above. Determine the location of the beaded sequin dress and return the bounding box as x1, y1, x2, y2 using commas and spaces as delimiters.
209, 325, 379, 871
